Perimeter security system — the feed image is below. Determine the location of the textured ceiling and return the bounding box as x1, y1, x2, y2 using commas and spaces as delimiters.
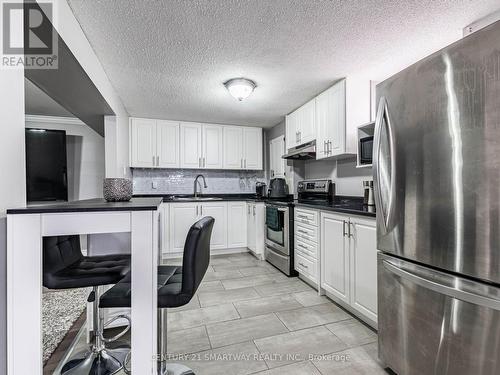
67, 0, 500, 128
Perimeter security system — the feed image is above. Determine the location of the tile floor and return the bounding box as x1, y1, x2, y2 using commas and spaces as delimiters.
52, 252, 390, 375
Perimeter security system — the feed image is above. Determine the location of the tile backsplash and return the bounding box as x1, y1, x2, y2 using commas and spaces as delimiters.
133, 169, 266, 195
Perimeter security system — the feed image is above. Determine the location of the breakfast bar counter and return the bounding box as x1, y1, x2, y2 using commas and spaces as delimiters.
7, 198, 163, 375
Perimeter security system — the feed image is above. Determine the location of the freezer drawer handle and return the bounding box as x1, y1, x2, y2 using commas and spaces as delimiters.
383, 260, 500, 311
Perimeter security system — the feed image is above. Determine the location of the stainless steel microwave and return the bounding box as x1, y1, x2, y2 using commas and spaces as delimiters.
359, 136, 374, 165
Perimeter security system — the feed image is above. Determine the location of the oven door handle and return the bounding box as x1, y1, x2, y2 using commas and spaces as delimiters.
266, 205, 288, 212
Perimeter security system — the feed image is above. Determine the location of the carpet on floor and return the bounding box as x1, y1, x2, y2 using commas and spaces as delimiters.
42, 288, 90, 363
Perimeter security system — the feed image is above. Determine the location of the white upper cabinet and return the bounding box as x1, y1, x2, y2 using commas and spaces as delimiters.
285, 111, 298, 150
285, 99, 316, 150
130, 118, 157, 167
285, 77, 371, 158
269, 135, 285, 178
180, 123, 203, 169
202, 124, 223, 169
131, 118, 262, 170
223, 126, 262, 170
243, 127, 262, 170
316, 80, 346, 159
298, 99, 316, 145
157, 120, 180, 168
223, 126, 244, 169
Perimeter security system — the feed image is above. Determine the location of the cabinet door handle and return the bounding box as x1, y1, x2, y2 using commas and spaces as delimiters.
203, 157, 206, 168
298, 243, 308, 249
299, 262, 309, 269
196, 206, 199, 216
328, 140, 332, 154
349, 221, 354, 238
152, 156, 155, 166
241, 159, 243, 168
343, 220, 348, 237
253, 206, 256, 216
156, 155, 159, 166
244, 159, 247, 169
200, 205, 203, 216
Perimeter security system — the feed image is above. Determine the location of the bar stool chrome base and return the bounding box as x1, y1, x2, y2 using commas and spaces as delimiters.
61, 347, 130, 375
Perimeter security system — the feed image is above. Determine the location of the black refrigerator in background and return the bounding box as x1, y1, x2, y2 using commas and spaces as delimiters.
25, 128, 68, 202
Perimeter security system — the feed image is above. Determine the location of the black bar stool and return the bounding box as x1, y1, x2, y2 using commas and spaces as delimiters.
100, 216, 215, 374
43, 235, 131, 375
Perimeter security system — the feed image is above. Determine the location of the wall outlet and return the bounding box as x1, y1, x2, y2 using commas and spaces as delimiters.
152, 181, 158, 189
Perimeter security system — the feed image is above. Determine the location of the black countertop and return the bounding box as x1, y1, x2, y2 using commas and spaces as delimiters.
132, 193, 374, 217
7, 198, 163, 214
295, 197, 376, 218
133, 193, 290, 203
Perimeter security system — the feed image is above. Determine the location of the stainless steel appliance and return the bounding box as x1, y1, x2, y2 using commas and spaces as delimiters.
264, 201, 297, 276
267, 178, 289, 198
255, 182, 266, 198
359, 136, 374, 165
282, 141, 316, 160
375, 20, 500, 375
362, 180, 374, 206
297, 179, 335, 202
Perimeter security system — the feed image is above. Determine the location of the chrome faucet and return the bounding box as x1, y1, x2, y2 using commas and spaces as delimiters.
194, 174, 207, 198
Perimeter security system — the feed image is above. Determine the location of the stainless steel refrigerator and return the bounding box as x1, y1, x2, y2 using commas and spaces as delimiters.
374, 20, 500, 375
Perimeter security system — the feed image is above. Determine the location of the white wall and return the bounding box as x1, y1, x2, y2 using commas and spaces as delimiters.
304, 157, 372, 197
25, 115, 105, 200
0, 14, 25, 375
53, 0, 130, 178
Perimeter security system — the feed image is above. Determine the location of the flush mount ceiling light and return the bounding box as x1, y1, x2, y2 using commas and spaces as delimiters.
223, 78, 256, 101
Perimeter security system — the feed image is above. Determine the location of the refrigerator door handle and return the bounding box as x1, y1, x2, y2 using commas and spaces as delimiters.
383, 260, 500, 311
373, 96, 397, 234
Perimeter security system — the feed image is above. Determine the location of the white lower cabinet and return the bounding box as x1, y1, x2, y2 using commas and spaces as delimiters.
320, 211, 377, 325
164, 201, 253, 255
294, 208, 320, 285
246, 202, 265, 259
320, 213, 350, 303
227, 202, 247, 248
349, 216, 378, 322
200, 201, 227, 249
168, 203, 199, 253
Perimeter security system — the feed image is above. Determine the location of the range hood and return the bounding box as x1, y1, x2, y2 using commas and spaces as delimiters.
282, 141, 316, 160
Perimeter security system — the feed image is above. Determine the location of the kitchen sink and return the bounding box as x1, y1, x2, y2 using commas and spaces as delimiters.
170, 197, 223, 201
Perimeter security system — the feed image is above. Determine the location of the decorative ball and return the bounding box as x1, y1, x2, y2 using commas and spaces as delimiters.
103, 178, 133, 202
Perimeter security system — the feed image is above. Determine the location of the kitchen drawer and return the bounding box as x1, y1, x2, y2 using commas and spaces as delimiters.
295, 238, 318, 259
295, 252, 317, 280
295, 222, 318, 243
295, 208, 319, 227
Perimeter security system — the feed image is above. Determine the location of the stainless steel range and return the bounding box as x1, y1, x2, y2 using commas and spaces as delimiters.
264, 200, 297, 276
297, 179, 335, 203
